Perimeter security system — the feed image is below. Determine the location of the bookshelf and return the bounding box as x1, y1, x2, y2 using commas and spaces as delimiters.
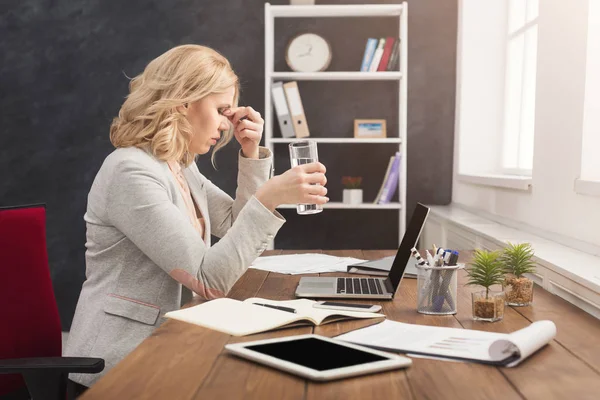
264, 3, 408, 249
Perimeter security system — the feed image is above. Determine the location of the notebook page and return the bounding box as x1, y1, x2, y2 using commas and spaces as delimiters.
244, 298, 385, 325
164, 298, 301, 336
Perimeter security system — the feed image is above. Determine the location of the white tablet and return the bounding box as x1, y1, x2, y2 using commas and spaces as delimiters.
225, 334, 411, 381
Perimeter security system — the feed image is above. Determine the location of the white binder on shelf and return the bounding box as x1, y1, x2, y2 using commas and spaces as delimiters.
271, 81, 295, 138
283, 81, 310, 138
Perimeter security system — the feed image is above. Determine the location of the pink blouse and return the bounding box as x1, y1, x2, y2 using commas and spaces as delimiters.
167, 160, 206, 241
166, 161, 224, 300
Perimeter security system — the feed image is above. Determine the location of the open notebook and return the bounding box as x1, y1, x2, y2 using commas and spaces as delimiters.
164, 297, 385, 336
335, 319, 556, 367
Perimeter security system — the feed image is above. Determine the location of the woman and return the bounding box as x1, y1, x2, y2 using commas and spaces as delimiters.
64, 44, 328, 390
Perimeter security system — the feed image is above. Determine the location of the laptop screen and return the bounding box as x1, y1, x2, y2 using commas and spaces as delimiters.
386, 203, 430, 292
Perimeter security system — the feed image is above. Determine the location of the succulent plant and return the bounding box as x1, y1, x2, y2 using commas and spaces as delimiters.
341, 176, 362, 189
502, 242, 536, 278
465, 249, 505, 299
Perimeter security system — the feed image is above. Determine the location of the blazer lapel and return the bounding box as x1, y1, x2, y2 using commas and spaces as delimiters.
183, 168, 211, 245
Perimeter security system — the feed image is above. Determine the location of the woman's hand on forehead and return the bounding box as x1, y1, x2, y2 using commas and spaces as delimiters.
222, 106, 262, 125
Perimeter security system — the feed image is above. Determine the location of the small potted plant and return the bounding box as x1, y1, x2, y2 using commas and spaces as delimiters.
466, 249, 506, 322
501, 242, 536, 306
342, 176, 363, 205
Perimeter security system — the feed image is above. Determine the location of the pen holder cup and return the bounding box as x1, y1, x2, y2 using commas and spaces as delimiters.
415, 263, 465, 315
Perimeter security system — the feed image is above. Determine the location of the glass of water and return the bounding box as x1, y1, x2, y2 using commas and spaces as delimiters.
289, 139, 323, 215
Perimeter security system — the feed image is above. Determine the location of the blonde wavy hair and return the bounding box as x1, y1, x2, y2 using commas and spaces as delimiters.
110, 44, 239, 167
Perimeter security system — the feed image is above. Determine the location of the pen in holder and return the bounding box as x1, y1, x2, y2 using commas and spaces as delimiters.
416, 263, 464, 315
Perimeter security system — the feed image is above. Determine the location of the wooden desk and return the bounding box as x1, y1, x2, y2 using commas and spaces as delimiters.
81, 250, 600, 400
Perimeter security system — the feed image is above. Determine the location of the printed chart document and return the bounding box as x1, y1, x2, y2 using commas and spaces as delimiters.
250, 253, 367, 275
335, 319, 556, 367
165, 297, 385, 337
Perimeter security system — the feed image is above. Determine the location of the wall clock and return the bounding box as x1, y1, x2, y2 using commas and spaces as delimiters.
285, 33, 332, 72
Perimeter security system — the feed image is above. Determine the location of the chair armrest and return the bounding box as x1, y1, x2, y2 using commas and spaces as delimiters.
0, 357, 104, 374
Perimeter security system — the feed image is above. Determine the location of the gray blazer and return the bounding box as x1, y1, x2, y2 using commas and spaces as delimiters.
64, 146, 285, 386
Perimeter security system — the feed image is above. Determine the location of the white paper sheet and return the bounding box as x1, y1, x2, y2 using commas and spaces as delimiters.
249, 253, 367, 275
336, 319, 556, 367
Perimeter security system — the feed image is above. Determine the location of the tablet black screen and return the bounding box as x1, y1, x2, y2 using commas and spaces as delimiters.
245, 337, 388, 371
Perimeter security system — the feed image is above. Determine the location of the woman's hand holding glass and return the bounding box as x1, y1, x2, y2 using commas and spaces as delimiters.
223, 106, 264, 159
255, 162, 329, 212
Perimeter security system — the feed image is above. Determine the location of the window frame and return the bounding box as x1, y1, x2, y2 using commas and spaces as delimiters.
499, 0, 539, 176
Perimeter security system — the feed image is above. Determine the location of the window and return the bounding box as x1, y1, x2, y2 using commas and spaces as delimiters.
501, 0, 539, 175
580, 0, 600, 182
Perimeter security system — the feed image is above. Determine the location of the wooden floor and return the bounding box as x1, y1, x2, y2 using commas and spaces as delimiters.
81, 250, 600, 400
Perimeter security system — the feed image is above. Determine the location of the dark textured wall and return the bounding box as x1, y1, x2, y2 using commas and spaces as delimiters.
0, 0, 456, 329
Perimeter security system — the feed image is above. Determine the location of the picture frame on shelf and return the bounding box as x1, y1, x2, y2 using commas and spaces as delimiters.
354, 119, 387, 139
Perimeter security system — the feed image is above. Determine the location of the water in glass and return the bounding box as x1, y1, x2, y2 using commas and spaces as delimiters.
290, 156, 322, 215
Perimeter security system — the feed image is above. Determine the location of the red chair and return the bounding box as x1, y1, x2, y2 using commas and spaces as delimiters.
0, 204, 103, 400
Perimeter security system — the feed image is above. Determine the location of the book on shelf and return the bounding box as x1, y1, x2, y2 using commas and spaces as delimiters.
359, 37, 400, 72
360, 38, 378, 72
374, 155, 394, 204
165, 297, 385, 336
374, 152, 401, 204
368, 38, 386, 72
385, 38, 400, 71
377, 36, 395, 71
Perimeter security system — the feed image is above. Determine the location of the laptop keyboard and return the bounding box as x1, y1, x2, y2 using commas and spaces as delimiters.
336, 277, 384, 295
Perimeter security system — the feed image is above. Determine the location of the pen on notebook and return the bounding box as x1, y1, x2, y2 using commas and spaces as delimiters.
253, 303, 297, 314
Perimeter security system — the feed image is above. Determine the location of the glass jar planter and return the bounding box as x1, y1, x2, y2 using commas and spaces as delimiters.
472, 290, 505, 322
503, 276, 534, 306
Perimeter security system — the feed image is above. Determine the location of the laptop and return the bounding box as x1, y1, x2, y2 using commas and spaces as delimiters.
295, 203, 430, 300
